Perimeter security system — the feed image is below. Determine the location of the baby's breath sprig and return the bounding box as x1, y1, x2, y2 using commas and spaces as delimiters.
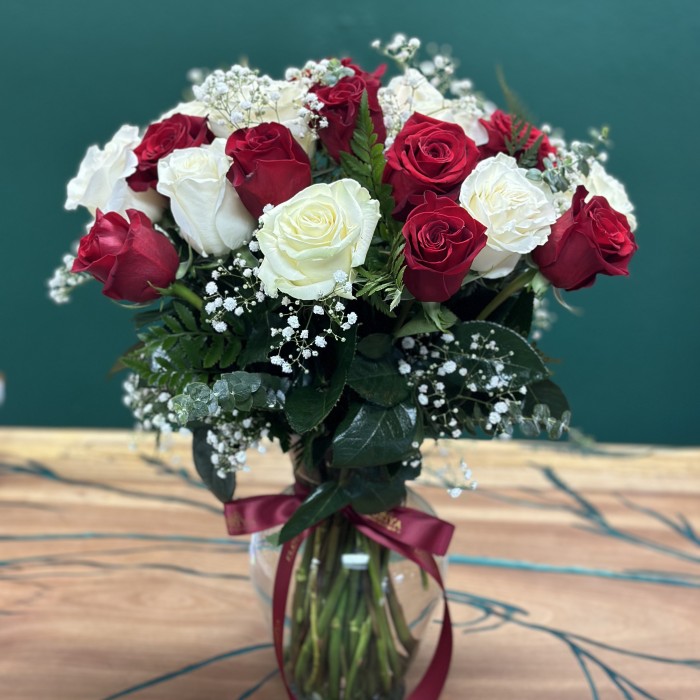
202, 244, 265, 334
371, 34, 422, 68
269, 281, 359, 374
204, 415, 271, 477
399, 330, 529, 439
48, 253, 91, 304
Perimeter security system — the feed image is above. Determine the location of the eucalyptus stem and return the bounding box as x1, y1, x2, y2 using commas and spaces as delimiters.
476, 268, 537, 320
162, 281, 204, 311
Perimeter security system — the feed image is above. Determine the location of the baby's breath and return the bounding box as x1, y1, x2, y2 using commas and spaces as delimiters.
47, 253, 91, 304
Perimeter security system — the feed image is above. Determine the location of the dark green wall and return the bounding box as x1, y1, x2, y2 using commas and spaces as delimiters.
2, 0, 699, 444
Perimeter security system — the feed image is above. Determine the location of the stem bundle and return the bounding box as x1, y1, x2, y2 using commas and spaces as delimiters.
285, 515, 419, 700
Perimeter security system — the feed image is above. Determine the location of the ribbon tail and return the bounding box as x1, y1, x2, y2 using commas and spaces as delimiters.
272, 531, 311, 700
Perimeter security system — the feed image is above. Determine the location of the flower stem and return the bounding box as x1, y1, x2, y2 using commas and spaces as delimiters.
476, 268, 537, 321
162, 281, 204, 311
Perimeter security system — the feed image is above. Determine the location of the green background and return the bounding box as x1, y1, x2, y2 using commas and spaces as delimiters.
2, 0, 698, 444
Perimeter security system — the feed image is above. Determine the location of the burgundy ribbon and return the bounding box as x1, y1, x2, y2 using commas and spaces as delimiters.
224, 489, 454, 699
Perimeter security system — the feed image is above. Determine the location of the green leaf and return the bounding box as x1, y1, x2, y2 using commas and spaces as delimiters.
332, 402, 418, 469
496, 66, 534, 123
220, 338, 242, 368
278, 481, 352, 544
394, 303, 458, 338
203, 335, 225, 369
192, 427, 235, 503
394, 314, 441, 338
422, 302, 459, 332
347, 355, 410, 407
285, 328, 356, 433
162, 315, 183, 334
492, 290, 534, 337
523, 379, 570, 421
452, 321, 549, 389
357, 333, 393, 359
238, 316, 274, 367
347, 470, 407, 515
173, 301, 198, 332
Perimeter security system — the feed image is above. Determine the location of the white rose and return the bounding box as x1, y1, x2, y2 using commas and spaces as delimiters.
459, 153, 557, 278
444, 106, 489, 146
384, 68, 447, 117
65, 124, 165, 221
159, 100, 210, 121
582, 160, 637, 231
207, 79, 315, 156
382, 69, 488, 145
256, 179, 380, 300
156, 139, 255, 257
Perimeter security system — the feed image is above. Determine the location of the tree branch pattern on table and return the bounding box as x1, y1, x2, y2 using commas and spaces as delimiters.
0, 431, 698, 699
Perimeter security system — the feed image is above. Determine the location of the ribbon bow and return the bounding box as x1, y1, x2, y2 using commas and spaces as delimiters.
224, 488, 454, 699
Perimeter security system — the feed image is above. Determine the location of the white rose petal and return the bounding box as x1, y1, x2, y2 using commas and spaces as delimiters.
459, 153, 557, 278
582, 161, 637, 231
382, 68, 488, 145
207, 79, 315, 156
256, 179, 380, 300
156, 139, 255, 257
385, 68, 447, 117
65, 124, 165, 221
159, 100, 211, 121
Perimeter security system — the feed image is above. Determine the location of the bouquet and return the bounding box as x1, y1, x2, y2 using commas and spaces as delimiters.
51, 34, 637, 700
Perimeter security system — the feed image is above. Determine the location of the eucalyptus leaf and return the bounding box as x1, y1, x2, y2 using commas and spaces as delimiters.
218, 371, 263, 402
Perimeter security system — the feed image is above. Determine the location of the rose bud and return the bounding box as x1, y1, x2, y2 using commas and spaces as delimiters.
72, 209, 180, 303
531, 186, 637, 291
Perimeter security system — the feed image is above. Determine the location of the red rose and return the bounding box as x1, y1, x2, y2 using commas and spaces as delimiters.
402, 191, 487, 302
531, 186, 637, 291
478, 110, 555, 169
127, 114, 214, 192
383, 113, 479, 220
313, 58, 386, 161
225, 122, 312, 219
72, 209, 179, 302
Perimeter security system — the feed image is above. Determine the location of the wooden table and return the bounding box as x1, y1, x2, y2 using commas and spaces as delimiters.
1, 429, 698, 699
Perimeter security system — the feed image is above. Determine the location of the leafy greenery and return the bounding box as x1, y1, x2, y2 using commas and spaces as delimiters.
285, 327, 357, 434
192, 427, 235, 503
331, 402, 418, 469
340, 91, 405, 313
347, 354, 410, 407
451, 320, 549, 390
279, 481, 353, 543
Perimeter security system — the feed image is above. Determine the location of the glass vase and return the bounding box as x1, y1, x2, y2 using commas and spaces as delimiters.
249, 489, 445, 700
